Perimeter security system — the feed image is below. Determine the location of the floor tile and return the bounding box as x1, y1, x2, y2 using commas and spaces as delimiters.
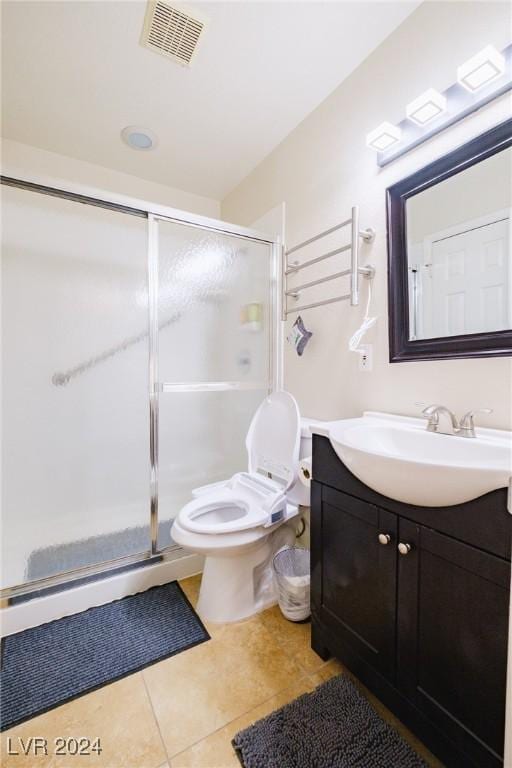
143, 613, 304, 757
256, 605, 325, 674
0, 673, 167, 768
314, 657, 345, 682
179, 574, 201, 609
172, 676, 316, 768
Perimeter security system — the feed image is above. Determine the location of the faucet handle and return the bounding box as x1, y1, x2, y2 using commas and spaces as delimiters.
459, 408, 493, 437
419, 403, 441, 432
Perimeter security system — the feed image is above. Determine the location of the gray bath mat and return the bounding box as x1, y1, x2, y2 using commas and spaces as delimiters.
232, 674, 428, 768
1, 581, 209, 731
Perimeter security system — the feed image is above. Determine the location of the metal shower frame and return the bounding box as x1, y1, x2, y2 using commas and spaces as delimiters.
0, 175, 281, 601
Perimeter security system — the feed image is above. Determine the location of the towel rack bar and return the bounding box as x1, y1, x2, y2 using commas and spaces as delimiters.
285, 218, 352, 256
286, 293, 351, 315
286, 264, 374, 296
286, 268, 351, 295
285, 243, 351, 275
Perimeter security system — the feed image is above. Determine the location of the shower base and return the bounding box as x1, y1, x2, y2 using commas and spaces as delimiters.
1, 550, 203, 637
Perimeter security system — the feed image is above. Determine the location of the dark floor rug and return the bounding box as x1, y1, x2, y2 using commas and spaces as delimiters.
0, 581, 209, 731
232, 674, 428, 768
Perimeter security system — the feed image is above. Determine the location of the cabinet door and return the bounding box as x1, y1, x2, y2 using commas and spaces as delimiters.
397, 520, 509, 768
313, 486, 397, 680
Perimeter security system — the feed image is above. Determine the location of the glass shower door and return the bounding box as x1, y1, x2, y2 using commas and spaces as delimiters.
1, 185, 151, 590
154, 218, 274, 549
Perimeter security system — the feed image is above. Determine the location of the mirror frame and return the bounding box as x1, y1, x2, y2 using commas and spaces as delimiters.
387, 118, 512, 363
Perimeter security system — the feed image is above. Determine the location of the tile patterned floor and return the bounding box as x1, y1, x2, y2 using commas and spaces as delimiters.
1, 575, 443, 767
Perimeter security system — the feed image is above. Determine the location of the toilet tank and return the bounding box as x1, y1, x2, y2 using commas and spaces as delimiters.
287, 417, 324, 506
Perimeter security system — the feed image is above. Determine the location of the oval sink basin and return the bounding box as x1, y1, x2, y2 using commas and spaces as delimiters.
321, 412, 512, 507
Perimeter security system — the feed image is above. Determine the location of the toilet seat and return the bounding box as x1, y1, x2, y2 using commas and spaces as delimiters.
179, 472, 290, 534
171, 513, 275, 555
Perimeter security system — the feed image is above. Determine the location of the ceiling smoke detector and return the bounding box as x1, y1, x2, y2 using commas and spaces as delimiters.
141, 1, 206, 67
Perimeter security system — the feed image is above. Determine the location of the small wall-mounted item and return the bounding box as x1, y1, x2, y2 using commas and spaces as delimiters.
349, 277, 377, 356
240, 302, 263, 332
387, 118, 512, 362
367, 42, 512, 167
287, 315, 312, 356
236, 349, 252, 374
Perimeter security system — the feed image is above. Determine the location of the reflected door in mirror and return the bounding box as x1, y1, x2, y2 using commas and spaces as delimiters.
410, 217, 510, 338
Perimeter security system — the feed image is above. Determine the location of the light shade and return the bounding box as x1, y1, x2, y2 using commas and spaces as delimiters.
406, 88, 447, 126
457, 45, 505, 92
366, 122, 401, 152
121, 126, 158, 151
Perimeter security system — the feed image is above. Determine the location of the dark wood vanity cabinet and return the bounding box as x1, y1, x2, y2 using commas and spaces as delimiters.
319, 487, 398, 680
311, 435, 511, 768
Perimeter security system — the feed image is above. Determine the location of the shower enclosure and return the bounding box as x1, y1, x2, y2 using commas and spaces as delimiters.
1, 177, 278, 600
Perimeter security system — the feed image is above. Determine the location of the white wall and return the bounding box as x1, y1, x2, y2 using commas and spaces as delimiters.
1, 138, 220, 218
222, 1, 512, 430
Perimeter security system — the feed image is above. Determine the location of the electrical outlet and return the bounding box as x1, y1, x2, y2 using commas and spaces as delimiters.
358, 344, 373, 371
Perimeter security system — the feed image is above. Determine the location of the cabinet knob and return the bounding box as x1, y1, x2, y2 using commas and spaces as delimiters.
378, 533, 391, 545
398, 542, 412, 556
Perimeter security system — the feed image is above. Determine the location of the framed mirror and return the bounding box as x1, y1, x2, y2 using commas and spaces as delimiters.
387, 119, 512, 362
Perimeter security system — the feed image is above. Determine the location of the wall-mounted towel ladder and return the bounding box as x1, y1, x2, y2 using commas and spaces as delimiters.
282, 206, 375, 319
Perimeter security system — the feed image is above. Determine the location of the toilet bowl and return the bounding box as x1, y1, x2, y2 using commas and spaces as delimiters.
171, 390, 306, 623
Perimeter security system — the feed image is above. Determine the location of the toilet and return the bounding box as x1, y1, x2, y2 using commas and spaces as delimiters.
171, 390, 313, 623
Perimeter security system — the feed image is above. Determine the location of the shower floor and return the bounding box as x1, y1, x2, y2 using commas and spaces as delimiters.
25, 519, 175, 583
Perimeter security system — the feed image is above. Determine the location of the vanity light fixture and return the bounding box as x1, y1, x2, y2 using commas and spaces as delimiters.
457, 45, 505, 92
406, 88, 447, 126
366, 122, 401, 152
371, 42, 511, 167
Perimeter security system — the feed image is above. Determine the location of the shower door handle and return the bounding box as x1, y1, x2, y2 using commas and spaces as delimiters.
161, 381, 269, 393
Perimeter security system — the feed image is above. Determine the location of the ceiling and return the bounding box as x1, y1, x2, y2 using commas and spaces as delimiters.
1, 1, 420, 200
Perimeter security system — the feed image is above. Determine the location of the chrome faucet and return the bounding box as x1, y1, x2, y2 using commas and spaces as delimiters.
421, 405, 493, 438
422, 405, 459, 436
458, 409, 493, 438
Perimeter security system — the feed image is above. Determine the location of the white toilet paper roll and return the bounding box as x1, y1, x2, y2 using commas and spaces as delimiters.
299, 457, 312, 488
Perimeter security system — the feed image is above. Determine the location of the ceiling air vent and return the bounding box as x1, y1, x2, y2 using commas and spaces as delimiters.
141, 1, 206, 67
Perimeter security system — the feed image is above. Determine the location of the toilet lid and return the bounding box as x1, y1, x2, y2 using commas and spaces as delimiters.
245, 391, 301, 491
